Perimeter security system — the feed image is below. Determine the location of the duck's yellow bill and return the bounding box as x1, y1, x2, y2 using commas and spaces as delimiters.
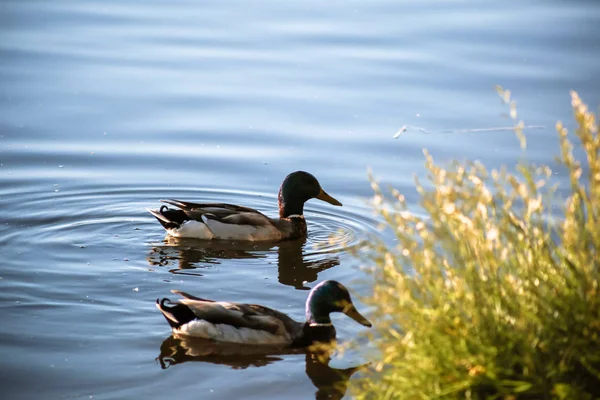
317, 189, 342, 206
343, 304, 372, 327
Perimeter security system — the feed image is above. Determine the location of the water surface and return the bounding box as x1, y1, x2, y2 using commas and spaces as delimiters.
1, 1, 599, 399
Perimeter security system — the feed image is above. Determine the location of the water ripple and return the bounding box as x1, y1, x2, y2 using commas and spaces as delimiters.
1, 183, 380, 278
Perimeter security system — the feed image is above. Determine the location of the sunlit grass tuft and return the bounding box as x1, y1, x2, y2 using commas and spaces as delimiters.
352, 91, 600, 399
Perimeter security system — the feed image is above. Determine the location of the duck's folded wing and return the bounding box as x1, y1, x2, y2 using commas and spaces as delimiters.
160, 200, 273, 225
219, 212, 272, 226
180, 299, 300, 335
161, 200, 261, 216
241, 304, 304, 337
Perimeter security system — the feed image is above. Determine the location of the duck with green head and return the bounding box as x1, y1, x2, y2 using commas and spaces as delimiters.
147, 171, 342, 241
156, 280, 372, 347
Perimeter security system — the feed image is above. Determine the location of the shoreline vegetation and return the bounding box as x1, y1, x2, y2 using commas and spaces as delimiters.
352, 91, 599, 399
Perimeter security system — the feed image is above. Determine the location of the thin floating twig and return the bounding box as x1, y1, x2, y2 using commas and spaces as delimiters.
393, 124, 546, 138
393, 125, 431, 138
393, 126, 407, 139
441, 125, 545, 133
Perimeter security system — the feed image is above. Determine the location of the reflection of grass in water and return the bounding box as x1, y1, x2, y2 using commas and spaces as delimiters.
352, 92, 600, 399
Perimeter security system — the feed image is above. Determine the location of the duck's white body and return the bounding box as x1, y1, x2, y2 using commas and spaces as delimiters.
167, 217, 284, 241
147, 201, 296, 241
156, 290, 304, 346
175, 319, 293, 345
156, 282, 372, 348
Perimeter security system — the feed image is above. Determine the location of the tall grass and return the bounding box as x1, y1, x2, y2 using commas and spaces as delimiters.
353, 92, 600, 399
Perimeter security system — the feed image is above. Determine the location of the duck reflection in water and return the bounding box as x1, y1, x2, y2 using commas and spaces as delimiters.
147, 237, 339, 289
157, 335, 368, 400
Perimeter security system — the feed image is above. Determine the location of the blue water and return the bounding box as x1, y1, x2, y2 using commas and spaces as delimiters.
1, 1, 599, 399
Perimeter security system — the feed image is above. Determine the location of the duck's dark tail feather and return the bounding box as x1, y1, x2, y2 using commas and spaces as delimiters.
147, 206, 187, 230
171, 290, 215, 302
156, 298, 197, 329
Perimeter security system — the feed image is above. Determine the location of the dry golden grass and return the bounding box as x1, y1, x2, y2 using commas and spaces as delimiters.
352, 92, 600, 399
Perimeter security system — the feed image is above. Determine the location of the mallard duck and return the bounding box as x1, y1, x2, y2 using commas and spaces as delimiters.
156, 280, 372, 347
147, 171, 342, 241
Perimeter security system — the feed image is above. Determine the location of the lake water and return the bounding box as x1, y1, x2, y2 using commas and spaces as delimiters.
1, 0, 599, 399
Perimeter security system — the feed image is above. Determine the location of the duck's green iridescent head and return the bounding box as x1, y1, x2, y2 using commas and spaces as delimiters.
305, 280, 372, 327
278, 171, 342, 218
